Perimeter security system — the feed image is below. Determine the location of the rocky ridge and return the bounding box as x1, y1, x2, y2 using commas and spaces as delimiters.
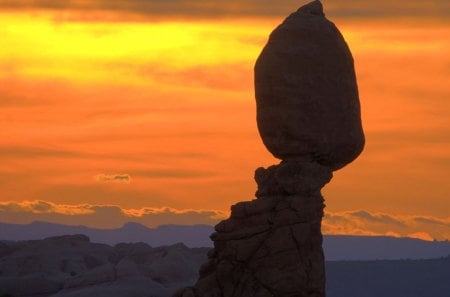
0, 235, 207, 297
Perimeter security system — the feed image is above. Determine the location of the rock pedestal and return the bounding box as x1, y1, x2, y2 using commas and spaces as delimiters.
174, 161, 332, 297
174, 1, 364, 296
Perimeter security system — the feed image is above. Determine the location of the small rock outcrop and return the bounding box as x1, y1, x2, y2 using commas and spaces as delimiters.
174, 1, 364, 297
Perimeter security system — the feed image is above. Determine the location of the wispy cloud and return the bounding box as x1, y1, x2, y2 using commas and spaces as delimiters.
0, 200, 93, 215
0, 200, 449, 241
95, 174, 131, 183
348, 210, 407, 228
323, 211, 450, 241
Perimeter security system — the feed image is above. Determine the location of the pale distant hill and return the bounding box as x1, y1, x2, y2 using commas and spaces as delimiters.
0, 221, 213, 248
1, 221, 449, 260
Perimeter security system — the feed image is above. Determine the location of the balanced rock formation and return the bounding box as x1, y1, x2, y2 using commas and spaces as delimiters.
174, 1, 364, 297
255, 0, 364, 170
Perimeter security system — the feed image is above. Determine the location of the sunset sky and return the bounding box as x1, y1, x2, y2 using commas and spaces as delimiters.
1, 0, 449, 241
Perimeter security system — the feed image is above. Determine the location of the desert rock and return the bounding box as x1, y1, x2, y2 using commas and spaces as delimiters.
0, 235, 207, 297
174, 1, 364, 296
255, 0, 364, 170
174, 162, 331, 297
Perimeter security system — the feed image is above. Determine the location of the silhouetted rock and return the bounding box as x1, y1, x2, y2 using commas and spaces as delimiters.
0, 235, 208, 297
255, 0, 364, 170
174, 1, 364, 296
174, 162, 332, 297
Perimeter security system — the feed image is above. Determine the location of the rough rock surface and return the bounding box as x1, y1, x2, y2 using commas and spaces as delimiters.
174, 1, 364, 297
255, 0, 364, 170
173, 162, 332, 297
0, 236, 208, 297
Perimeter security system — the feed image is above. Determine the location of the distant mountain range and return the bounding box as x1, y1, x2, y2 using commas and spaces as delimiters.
0, 221, 213, 248
1, 221, 449, 260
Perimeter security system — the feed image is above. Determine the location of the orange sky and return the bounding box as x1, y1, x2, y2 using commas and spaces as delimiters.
0, 0, 449, 241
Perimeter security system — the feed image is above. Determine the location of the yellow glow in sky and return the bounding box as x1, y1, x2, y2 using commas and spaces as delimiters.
0, 8, 449, 240
0, 13, 266, 85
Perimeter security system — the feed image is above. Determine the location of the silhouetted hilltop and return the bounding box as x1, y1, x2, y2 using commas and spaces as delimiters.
1, 221, 449, 260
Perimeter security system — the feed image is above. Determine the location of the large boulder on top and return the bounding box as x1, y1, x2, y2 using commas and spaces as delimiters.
255, 0, 364, 170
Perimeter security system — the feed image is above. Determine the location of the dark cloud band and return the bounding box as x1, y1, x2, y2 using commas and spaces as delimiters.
1, 0, 448, 20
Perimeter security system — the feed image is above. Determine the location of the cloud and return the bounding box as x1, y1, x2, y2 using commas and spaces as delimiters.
324, 0, 450, 19
95, 174, 131, 183
348, 210, 407, 228
408, 232, 434, 241
0, 200, 93, 215
0, 0, 448, 20
413, 216, 450, 227
0, 200, 449, 241
0, 200, 227, 228
323, 211, 450, 241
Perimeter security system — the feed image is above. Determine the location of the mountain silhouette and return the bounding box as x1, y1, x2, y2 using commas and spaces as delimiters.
1, 221, 449, 260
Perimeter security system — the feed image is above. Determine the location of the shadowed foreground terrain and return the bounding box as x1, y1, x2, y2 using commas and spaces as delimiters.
0, 235, 208, 297
326, 258, 450, 297
0, 235, 449, 297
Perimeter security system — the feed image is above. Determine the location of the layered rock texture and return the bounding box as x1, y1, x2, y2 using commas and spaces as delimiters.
175, 1, 364, 297
174, 162, 332, 297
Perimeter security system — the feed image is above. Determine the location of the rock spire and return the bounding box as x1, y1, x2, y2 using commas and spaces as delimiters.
174, 1, 364, 296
